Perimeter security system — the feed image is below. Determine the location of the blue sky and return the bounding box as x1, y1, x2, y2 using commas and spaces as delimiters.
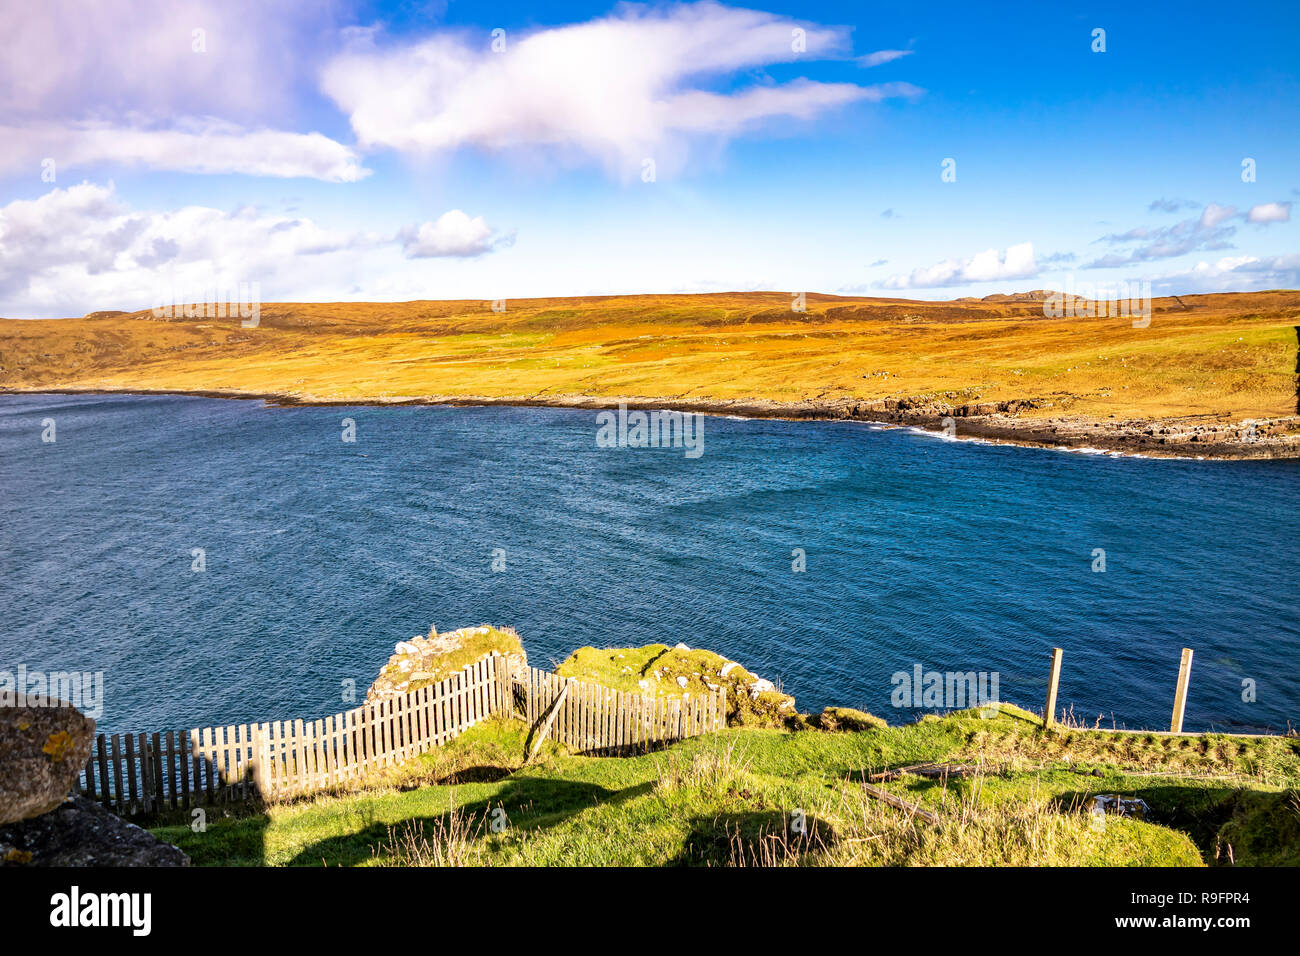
2, 0, 1297, 316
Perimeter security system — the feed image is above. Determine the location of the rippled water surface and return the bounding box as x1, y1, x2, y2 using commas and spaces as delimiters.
2, 393, 1297, 735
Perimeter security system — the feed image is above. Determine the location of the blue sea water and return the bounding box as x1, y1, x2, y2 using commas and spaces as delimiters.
1, 393, 1297, 736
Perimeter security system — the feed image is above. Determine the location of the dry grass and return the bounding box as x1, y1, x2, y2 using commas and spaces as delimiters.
3, 290, 1298, 424
374, 794, 492, 867
655, 737, 752, 794
823, 775, 1113, 866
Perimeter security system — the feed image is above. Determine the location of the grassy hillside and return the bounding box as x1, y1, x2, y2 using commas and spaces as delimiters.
3, 291, 1299, 424
151, 705, 1300, 867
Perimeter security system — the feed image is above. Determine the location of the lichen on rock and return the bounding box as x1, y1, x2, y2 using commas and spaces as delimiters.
366, 624, 528, 703
0, 694, 95, 826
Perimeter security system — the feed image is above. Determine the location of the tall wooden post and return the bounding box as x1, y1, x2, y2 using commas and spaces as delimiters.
1171, 647, 1194, 733
250, 724, 269, 801
1043, 647, 1063, 728
497, 652, 513, 717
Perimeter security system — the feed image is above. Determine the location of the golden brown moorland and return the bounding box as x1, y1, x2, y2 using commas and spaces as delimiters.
2, 290, 1299, 455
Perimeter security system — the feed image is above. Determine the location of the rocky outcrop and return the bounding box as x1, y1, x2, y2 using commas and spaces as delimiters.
367, 624, 528, 703
0, 795, 189, 867
557, 643, 796, 728
0, 694, 95, 825
840, 397, 1300, 460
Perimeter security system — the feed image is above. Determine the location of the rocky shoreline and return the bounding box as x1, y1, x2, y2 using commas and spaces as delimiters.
6, 386, 1300, 460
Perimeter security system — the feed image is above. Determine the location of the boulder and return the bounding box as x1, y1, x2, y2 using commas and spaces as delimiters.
0, 694, 95, 825
0, 795, 188, 867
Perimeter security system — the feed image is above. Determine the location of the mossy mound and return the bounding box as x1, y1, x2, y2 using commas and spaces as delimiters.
368, 624, 526, 702
807, 707, 889, 732
555, 643, 795, 728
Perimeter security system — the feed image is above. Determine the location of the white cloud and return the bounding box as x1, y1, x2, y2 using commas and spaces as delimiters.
857, 49, 912, 67
1199, 203, 1237, 229
879, 242, 1037, 289
321, 2, 920, 177
0, 182, 507, 316
1247, 201, 1291, 223
1088, 199, 1293, 267
1147, 252, 1300, 293
1, 0, 342, 121
0, 0, 364, 181
0, 122, 368, 183
399, 210, 511, 258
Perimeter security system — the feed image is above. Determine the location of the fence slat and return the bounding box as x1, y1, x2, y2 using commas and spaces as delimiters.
311, 718, 323, 788
151, 731, 164, 810
95, 735, 110, 808
403, 688, 414, 760
178, 730, 190, 810
76, 657, 732, 819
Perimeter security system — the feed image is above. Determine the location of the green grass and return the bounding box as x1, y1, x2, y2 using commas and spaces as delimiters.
150, 705, 1300, 867
556, 644, 754, 697
555, 644, 794, 726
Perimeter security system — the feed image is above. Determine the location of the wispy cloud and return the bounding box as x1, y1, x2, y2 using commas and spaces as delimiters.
1147, 198, 1199, 214
1086, 201, 1291, 268
0, 122, 369, 183
1147, 253, 1300, 293
322, 2, 921, 178
857, 49, 912, 67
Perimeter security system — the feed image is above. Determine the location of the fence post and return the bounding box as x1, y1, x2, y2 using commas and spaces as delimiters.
1043, 647, 1063, 728
1171, 647, 1194, 733
497, 653, 512, 717
250, 724, 269, 800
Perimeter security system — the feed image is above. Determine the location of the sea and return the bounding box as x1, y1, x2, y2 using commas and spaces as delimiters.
1, 393, 1296, 735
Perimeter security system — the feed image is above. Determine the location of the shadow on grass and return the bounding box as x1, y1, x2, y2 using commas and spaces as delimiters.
1047, 784, 1300, 866
284, 775, 657, 867
402, 764, 514, 786
669, 810, 836, 866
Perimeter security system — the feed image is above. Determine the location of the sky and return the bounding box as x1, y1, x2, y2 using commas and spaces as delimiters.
1, 0, 1298, 317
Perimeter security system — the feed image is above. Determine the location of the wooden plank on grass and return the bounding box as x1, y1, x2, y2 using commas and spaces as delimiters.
860, 782, 941, 826
527, 680, 571, 763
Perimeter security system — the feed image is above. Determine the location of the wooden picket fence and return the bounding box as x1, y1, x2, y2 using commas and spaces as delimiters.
79, 654, 509, 817
78, 654, 727, 817
519, 665, 727, 756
